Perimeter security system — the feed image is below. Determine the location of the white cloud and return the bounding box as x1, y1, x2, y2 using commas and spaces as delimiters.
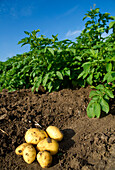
66, 30, 82, 37
63, 5, 78, 17
56, 5, 78, 20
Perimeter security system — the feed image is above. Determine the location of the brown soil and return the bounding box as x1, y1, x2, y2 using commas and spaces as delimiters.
0, 87, 115, 170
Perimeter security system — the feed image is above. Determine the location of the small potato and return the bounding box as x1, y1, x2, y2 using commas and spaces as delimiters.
25, 128, 48, 144
37, 151, 52, 168
46, 126, 63, 141
36, 137, 59, 155
23, 144, 36, 164
15, 143, 29, 155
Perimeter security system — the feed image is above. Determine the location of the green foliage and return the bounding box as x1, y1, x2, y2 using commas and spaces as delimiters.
0, 6, 114, 118
87, 84, 114, 118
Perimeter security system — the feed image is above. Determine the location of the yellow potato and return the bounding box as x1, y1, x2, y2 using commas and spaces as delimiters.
46, 126, 63, 141
37, 151, 52, 168
23, 144, 36, 164
36, 137, 59, 155
15, 143, 29, 155
25, 128, 48, 144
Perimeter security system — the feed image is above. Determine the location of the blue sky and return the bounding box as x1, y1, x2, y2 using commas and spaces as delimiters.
0, 0, 115, 62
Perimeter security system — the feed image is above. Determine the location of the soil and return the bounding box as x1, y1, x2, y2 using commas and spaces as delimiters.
0, 87, 115, 170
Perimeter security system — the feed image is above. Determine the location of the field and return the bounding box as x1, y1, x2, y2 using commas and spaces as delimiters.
0, 87, 115, 170
0, 7, 115, 170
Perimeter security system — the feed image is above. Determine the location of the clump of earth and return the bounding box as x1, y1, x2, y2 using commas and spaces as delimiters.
0, 87, 115, 170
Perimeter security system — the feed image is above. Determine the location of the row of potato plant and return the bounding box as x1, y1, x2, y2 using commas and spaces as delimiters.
0, 7, 115, 118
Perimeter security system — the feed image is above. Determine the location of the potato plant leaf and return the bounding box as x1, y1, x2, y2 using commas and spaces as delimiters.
105, 89, 114, 98
94, 102, 101, 118
48, 48, 54, 56
56, 71, 63, 80
87, 101, 101, 118
109, 21, 115, 29
87, 74, 93, 85
78, 71, 85, 79
89, 90, 99, 98
100, 97, 109, 113
95, 84, 105, 90
106, 62, 112, 72
24, 31, 31, 36
87, 101, 95, 118
43, 73, 49, 86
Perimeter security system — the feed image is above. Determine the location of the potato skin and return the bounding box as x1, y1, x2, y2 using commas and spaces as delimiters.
23, 144, 36, 164
37, 151, 52, 168
46, 126, 63, 141
15, 143, 29, 155
36, 137, 59, 155
25, 128, 48, 144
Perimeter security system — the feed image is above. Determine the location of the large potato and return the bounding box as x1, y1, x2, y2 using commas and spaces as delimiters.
37, 151, 52, 168
23, 144, 36, 164
25, 128, 48, 144
46, 126, 63, 141
36, 137, 59, 155
15, 143, 29, 155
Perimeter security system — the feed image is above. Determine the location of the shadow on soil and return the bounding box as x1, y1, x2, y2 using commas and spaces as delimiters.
52, 128, 75, 166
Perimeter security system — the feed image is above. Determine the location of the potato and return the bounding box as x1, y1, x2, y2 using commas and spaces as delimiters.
15, 143, 29, 155
36, 137, 59, 155
23, 144, 36, 164
46, 126, 63, 141
37, 151, 52, 168
25, 128, 48, 144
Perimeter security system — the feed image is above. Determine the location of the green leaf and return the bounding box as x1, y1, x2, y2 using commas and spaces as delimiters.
43, 73, 49, 86
93, 102, 101, 118
65, 69, 70, 76
31, 86, 35, 92
24, 31, 31, 35
57, 49, 63, 53
48, 48, 54, 56
110, 16, 115, 20
103, 73, 109, 82
47, 63, 52, 71
18, 37, 28, 45
56, 71, 63, 80
92, 95, 100, 101
33, 72, 36, 78
35, 75, 42, 88
70, 48, 76, 55
47, 82, 53, 92
82, 62, 91, 73
95, 84, 105, 90
87, 74, 93, 85
96, 90, 104, 96
83, 72, 89, 79
109, 21, 115, 29
87, 101, 95, 118
78, 71, 85, 79
95, 8, 99, 13
89, 90, 99, 98
83, 16, 87, 21
104, 94, 110, 103
87, 101, 101, 118
106, 63, 112, 72
103, 72, 115, 83
73, 56, 82, 61
105, 89, 114, 98
100, 97, 109, 113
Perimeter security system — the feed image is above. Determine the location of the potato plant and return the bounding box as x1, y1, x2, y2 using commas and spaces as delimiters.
0, 7, 114, 118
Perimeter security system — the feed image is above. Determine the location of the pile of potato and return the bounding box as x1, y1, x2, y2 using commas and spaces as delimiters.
15, 126, 63, 168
